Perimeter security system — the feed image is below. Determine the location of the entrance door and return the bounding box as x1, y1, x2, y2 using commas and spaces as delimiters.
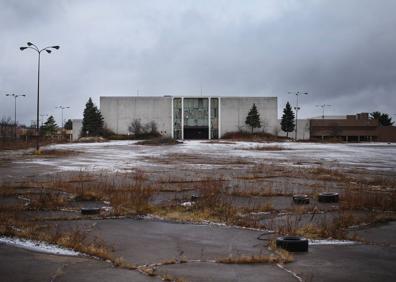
184, 126, 209, 139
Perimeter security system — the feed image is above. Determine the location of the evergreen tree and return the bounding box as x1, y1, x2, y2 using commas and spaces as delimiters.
64, 119, 72, 130
41, 115, 58, 136
370, 111, 394, 126
281, 102, 295, 137
82, 98, 104, 136
245, 104, 261, 133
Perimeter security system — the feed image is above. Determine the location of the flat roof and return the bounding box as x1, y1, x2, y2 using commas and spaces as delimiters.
100, 95, 277, 99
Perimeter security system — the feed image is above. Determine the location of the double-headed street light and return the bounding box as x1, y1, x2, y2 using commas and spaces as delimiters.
288, 91, 308, 141
56, 106, 70, 129
40, 113, 49, 126
316, 104, 332, 119
5, 93, 26, 139
20, 42, 60, 151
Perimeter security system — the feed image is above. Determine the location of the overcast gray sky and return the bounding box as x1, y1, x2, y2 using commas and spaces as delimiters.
1, 0, 395, 125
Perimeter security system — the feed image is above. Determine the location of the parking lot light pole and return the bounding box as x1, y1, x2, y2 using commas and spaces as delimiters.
40, 114, 49, 126
56, 106, 70, 129
20, 42, 60, 151
288, 91, 308, 141
316, 104, 332, 119
5, 93, 26, 139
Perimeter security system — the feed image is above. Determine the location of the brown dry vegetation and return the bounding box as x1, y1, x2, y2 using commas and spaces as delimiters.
136, 137, 182, 146
27, 190, 69, 210
1, 160, 395, 245
217, 248, 293, 264
32, 149, 80, 157
0, 140, 65, 151
0, 211, 112, 260
222, 131, 287, 141
341, 189, 396, 211
242, 145, 289, 151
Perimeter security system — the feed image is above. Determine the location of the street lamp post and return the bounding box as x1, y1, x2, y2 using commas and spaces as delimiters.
20, 42, 60, 151
5, 93, 26, 139
316, 104, 332, 119
56, 106, 70, 129
288, 91, 308, 141
40, 114, 49, 126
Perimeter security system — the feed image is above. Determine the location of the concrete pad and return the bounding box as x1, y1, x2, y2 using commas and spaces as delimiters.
0, 244, 155, 282
158, 261, 296, 282
348, 221, 396, 245
63, 219, 269, 265
287, 244, 396, 282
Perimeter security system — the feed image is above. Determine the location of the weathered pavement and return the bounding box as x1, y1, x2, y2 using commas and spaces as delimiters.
1, 219, 396, 281
0, 244, 155, 282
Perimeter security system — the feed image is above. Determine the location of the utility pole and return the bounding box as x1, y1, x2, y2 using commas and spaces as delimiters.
316, 104, 332, 119
56, 106, 70, 129
20, 42, 60, 151
5, 93, 26, 139
288, 91, 308, 141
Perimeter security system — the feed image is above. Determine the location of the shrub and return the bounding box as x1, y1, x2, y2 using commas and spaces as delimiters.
128, 119, 161, 139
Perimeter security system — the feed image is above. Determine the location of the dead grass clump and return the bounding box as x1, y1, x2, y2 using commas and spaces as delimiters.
74, 191, 102, 201
194, 180, 238, 223
222, 131, 287, 141
217, 251, 293, 264
113, 257, 137, 270
363, 175, 396, 188
139, 267, 156, 276
243, 145, 289, 151
110, 186, 155, 215
0, 215, 114, 262
110, 172, 156, 215
295, 212, 374, 239
136, 137, 182, 146
229, 186, 293, 197
27, 190, 68, 210
308, 166, 348, 181
32, 149, 79, 157
159, 259, 177, 265
341, 189, 396, 211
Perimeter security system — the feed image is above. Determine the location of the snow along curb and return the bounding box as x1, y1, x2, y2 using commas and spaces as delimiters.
0, 236, 81, 256
309, 239, 357, 245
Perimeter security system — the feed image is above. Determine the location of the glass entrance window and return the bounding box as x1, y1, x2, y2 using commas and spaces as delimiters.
183, 98, 208, 127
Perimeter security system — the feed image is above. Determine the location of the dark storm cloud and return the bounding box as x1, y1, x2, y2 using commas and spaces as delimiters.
1, 0, 395, 125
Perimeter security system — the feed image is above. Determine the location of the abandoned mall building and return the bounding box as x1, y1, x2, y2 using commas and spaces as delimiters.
98, 96, 278, 139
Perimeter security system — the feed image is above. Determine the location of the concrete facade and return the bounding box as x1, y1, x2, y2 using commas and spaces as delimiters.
220, 97, 278, 136
99, 96, 278, 139
277, 119, 310, 140
71, 119, 82, 141
100, 96, 173, 136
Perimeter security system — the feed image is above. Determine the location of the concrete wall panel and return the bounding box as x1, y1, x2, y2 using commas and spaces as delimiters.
220, 97, 278, 135
277, 119, 310, 140
100, 97, 172, 136
71, 119, 82, 141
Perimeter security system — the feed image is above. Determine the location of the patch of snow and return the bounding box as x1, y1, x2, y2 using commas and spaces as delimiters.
309, 239, 357, 245
0, 236, 81, 256
14, 140, 396, 173
101, 206, 113, 212
180, 201, 194, 207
